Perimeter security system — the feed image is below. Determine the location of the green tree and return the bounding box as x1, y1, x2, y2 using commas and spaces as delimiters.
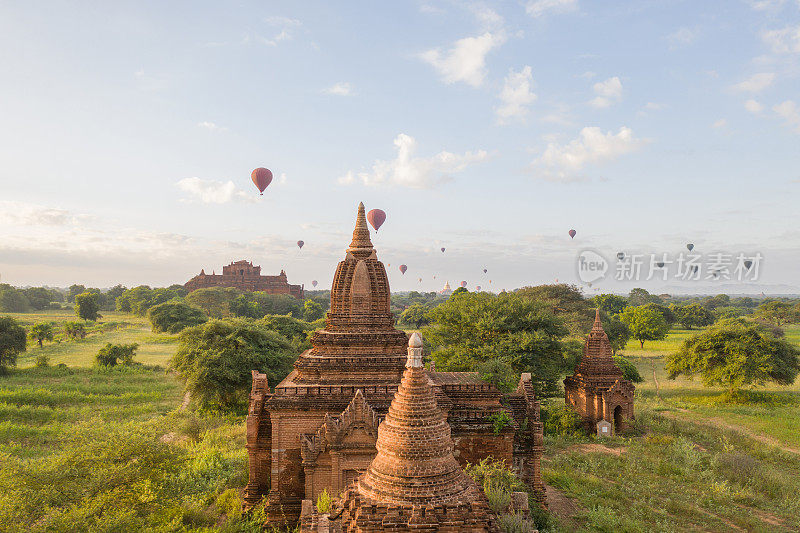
148, 301, 207, 334
666, 319, 800, 392
302, 299, 325, 322
671, 303, 715, 329
628, 287, 661, 307
602, 315, 631, 354
423, 291, 568, 396
0, 316, 26, 373
620, 305, 670, 349
612, 355, 643, 383
0, 284, 31, 312
399, 304, 431, 329
29, 322, 54, 347
186, 287, 240, 318
702, 294, 731, 310
75, 292, 101, 321
22, 287, 62, 310
96, 343, 138, 366
516, 283, 593, 336
67, 284, 86, 302
755, 300, 794, 326
64, 321, 87, 340
590, 293, 628, 316
170, 320, 295, 411
116, 285, 186, 316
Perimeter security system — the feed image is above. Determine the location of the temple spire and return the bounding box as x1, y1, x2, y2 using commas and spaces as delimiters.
347, 202, 374, 254
593, 308, 602, 329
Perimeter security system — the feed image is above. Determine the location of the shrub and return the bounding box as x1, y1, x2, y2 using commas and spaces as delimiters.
35, 354, 50, 368
216, 488, 242, 519
148, 301, 207, 334
464, 457, 525, 495
612, 355, 643, 383
316, 488, 332, 513
542, 402, 584, 437
29, 322, 55, 347
75, 291, 101, 321
487, 411, 513, 435
64, 321, 87, 340
96, 343, 138, 366
498, 512, 537, 533
484, 483, 512, 514
0, 316, 26, 373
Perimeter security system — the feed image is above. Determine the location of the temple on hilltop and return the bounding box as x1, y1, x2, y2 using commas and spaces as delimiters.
300, 333, 514, 532
438, 280, 453, 295
564, 310, 635, 435
244, 203, 545, 526
184, 260, 303, 298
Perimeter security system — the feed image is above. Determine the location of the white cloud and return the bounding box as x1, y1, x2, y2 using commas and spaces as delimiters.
338, 133, 488, 188
197, 121, 227, 132
712, 119, 728, 128
469, 5, 504, 31
732, 72, 776, 93
525, 0, 578, 18
644, 102, 664, 110
667, 27, 698, 48
745, 99, 764, 113
496, 66, 537, 123
322, 82, 353, 96
762, 25, 800, 54
749, 0, 787, 10
0, 201, 90, 227
176, 177, 254, 204
262, 16, 302, 46
590, 76, 623, 108
773, 100, 800, 131
532, 126, 647, 181
420, 32, 506, 87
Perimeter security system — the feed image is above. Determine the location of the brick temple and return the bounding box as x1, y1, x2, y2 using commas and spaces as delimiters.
244, 203, 545, 526
299, 333, 505, 532
564, 310, 635, 435
184, 260, 303, 298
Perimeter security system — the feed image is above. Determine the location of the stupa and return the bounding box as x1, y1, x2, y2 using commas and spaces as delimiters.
564, 310, 635, 434
245, 203, 545, 525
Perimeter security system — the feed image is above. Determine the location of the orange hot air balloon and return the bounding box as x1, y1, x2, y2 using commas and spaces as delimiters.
251, 168, 273, 194
367, 209, 386, 231
297, 240, 304, 249
399, 264, 407, 274
568, 229, 576, 239
312, 280, 318, 287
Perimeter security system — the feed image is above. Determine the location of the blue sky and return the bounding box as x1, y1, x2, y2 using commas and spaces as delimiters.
1, 0, 799, 294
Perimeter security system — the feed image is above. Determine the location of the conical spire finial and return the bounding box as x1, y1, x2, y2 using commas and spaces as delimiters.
593, 308, 602, 328
348, 202, 374, 254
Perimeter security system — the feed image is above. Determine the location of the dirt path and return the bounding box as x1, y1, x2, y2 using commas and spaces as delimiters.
180, 391, 191, 410
544, 483, 584, 530
566, 443, 626, 456
660, 410, 800, 456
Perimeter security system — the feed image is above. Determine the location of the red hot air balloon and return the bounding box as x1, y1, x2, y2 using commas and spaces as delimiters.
251, 168, 273, 195
399, 264, 407, 274
568, 229, 576, 239
312, 280, 318, 287
297, 240, 304, 249
367, 209, 386, 231
460, 281, 467, 288
476, 285, 481, 291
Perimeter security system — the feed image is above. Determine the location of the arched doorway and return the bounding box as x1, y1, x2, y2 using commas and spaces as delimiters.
613, 405, 623, 434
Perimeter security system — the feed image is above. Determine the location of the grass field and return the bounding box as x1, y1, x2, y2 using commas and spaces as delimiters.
2, 311, 800, 532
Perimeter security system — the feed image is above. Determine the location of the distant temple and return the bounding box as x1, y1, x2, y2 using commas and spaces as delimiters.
184, 260, 304, 299
564, 310, 635, 435
244, 203, 545, 527
438, 280, 453, 295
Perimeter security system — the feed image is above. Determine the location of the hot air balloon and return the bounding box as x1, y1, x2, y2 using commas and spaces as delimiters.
251, 168, 273, 195
687, 243, 694, 251
588, 282, 592, 288
617, 252, 625, 261
418, 277, 422, 283
483, 268, 487, 274
569, 229, 576, 239
297, 240, 304, 249
441, 247, 446, 253
399, 264, 407, 275
744, 260, 753, 270
460, 281, 467, 288
312, 280, 318, 288
489, 280, 492, 284
367, 209, 386, 231
657, 261, 665, 268
476, 286, 481, 291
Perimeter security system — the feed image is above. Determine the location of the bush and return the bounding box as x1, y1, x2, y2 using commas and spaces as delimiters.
96, 343, 138, 366
542, 402, 584, 437
0, 316, 26, 373
75, 292, 101, 321
64, 321, 87, 340
498, 512, 537, 533
148, 301, 207, 334
612, 355, 643, 383
29, 322, 55, 347
35, 354, 50, 368
216, 488, 242, 520
487, 411, 514, 435
316, 488, 332, 513
170, 320, 295, 412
